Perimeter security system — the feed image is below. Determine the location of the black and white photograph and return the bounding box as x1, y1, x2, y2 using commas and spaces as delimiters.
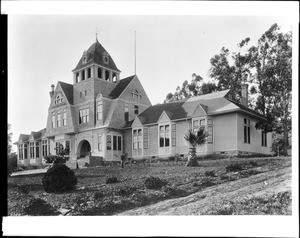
3, 1, 299, 237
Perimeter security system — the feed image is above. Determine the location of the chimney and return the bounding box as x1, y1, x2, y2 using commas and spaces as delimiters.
49, 84, 55, 98
241, 84, 248, 107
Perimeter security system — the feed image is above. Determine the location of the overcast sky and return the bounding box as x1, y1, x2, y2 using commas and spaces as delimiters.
7, 2, 296, 150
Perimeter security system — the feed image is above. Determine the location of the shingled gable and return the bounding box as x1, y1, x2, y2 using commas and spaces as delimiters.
73, 38, 120, 72
109, 75, 135, 99
58, 81, 73, 105
29, 128, 46, 141
191, 103, 208, 117
14, 134, 30, 144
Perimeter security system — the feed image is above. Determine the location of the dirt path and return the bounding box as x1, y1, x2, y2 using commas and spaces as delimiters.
117, 166, 291, 215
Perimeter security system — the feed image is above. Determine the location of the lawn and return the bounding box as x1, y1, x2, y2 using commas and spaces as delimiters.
7, 156, 292, 216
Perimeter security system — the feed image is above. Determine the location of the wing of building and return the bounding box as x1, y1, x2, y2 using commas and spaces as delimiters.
14, 37, 272, 169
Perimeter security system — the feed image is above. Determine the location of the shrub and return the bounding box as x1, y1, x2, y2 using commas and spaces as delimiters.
226, 163, 243, 172
117, 186, 138, 197
42, 163, 77, 193
106, 176, 119, 184
24, 198, 57, 216
7, 153, 18, 176
205, 170, 217, 177
144, 176, 167, 190
249, 160, 258, 167
43, 155, 68, 164
94, 191, 105, 200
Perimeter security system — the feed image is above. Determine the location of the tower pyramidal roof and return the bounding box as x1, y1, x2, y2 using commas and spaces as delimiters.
73, 38, 121, 72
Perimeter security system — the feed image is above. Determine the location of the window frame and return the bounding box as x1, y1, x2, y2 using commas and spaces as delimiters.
244, 118, 251, 144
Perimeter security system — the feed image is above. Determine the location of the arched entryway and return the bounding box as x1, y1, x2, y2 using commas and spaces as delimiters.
77, 140, 91, 159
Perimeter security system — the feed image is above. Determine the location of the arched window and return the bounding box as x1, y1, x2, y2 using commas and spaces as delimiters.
54, 94, 63, 104
81, 70, 85, 81
76, 73, 79, 83
98, 68, 102, 79
87, 68, 91, 78
112, 73, 117, 83
105, 70, 110, 81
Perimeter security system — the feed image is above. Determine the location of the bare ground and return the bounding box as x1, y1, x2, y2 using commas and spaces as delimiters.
117, 165, 291, 215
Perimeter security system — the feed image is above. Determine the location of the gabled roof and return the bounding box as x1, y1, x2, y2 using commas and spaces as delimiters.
14, 134, 30, 144
73, 39, 120, 72
109, 75, 135, 99
58, 81, 73, 105
30, 128, 46, 140
135, 89, 266, 126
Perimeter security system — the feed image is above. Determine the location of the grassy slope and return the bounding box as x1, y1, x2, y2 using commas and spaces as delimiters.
7, 156, 292, 216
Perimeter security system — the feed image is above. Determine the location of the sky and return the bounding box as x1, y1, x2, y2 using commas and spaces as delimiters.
7, 3, 296, 149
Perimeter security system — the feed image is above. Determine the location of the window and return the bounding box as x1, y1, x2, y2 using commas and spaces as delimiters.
133, 129, 142, 150
24, 144, 28, 159
207, 126, 213, 143
207, 119, 213, 125
134, 105, 139, 115
171, 124, 176, 147
132, 90, 142, 99
113, 136, 117, 150
98, 135, 103, 151
82, 56, 87, 64
35, 142, 40, 158
98, 68, 102, 79
19, 144, 24, 159
81, 70, 85, 81
117, 136, 122, 151
192, 118, 206, 133
54, 94, 63, 104
79, 107, 89, 124
84, 90, 87, 96
57, 112, 61, 127
42, 140, 48, 157
112, 73, 117, 83
105, 70, 110, 81
106, 135, 112, 150
133, 130, 138, 150
103, 56, 109, 64
97, 101, 103, 121
63, 109, 67, 126
143, 128, 148, 149
76, 73, 79, 83
87, 68, 91, 78
65, 141, 70, 152
244, 118, 251, 143
262, 131, 267, 147
124, 103, 129, 122
29, 142, 34, 158
159, 125, 170, 148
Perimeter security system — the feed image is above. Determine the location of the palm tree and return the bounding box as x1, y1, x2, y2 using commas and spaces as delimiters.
183, 127, 208, 167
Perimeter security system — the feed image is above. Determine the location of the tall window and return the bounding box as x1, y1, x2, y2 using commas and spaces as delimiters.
79, 107, 89, 124
112, 73, 117, 83
106, 135, 112, 150
244, 118, 251, 143
57, 112, 61, 127
97, 101, 103, 121
42, 140, 48, 157
261, 131, 267, 147
143, 128, 149, 149
117, 136, 122, 151
29, 142, 35, 158
112, 136, 122, 151
159, 125, 170, 147
24, 144, 28, 159
52, 113, 55, 128
134, 105, 139, 115
87, 68, 91, 78
82, 70, 85, 81
19, 144, 24, 159
98, 135, 103, 151
113, 136, 117, 150
65, 141, 70, 155
105, 70, 110, 81
98, 68, 102, 79
76, 73, 79, 83
133, 129, 142, 150
207, 119, 214, 143
192, 119, 205, 133
124, 103, 129, 122
171, 124, 176, 147
35, 142, 40, 158
63, 109, 67, 126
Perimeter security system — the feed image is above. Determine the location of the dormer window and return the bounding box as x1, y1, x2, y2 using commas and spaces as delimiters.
54, 94, 63, 104
103, 56, 109, 65
82, 56, 87, 64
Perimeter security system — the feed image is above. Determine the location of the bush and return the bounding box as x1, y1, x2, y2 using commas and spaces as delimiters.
144, 176, 167, 190
43, 155, 68, 164
24, 198, 57, 216
94, 191, 105, 200
7, 153, 18, 176
249, 160, 258, 167
106, 176, 119, 184
42, 163, 77, 193
117, 186, 138, 197
226, 163, 243, 172
205, 170, 217, 177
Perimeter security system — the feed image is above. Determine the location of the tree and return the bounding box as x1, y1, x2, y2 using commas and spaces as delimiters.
209, 38, 252, 102
7, 123, 17, 175
164, 74, 217, 103
249, 24, 292, 155
183, 127, 208, 167
7, 123, 13, 155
